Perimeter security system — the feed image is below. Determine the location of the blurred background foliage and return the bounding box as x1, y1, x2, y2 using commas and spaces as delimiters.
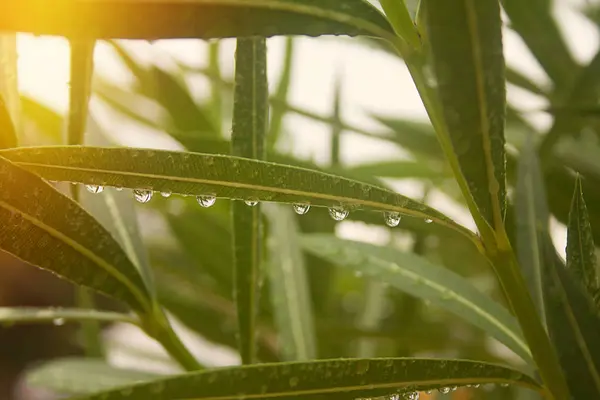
2, 0, 600, 399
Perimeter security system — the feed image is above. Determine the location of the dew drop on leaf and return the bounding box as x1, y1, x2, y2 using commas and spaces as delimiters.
438, 387, 451, 394
52, 318, 65, 326
115, 186, 123, 191
133, 189, 153, 203
472, 384, 480, 388
244, 199, 259, 207
197, 195, 216, 208
450, 386, 457, 391
383, 211, 401, 227
85, 184, 104, 194
161, 190, 172, 198
424, 218, 433, 224
404, 393, 419, 400
500, 383, 509, 387
293, 203, 310, 215
328, 205, 348, 221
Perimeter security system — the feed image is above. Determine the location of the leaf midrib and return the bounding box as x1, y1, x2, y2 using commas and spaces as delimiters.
0, 199, 150, 313
465, 0, 503, 230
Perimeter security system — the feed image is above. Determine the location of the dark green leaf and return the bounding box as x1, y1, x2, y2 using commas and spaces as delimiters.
66, 358, 540, 400
265, 204, 317, 361
0, 146, 480, 247
425, 0, 506, 230
301, 234, 533, 366
542, 237, 600, 397
0, 307, 138, 326
0, 156, 152, 314
567, 177, 600, 306
27, 358, 160, 395
231, 37, 268, 364
515, 135, 548, 323
5, 0, 395, 40
268, 37, 295, 147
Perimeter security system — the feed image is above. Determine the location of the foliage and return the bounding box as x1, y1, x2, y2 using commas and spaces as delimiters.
1, 0, 600, 399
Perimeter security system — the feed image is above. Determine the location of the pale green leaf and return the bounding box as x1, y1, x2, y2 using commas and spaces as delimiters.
301, 234, 533, 366
0, 307, 138, 326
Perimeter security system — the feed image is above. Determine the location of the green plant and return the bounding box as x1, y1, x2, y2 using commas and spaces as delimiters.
1, 0, 600, 399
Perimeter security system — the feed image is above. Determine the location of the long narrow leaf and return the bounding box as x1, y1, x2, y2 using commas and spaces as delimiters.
231, 37, 268, 364
65, 358, 540, 400
0, 146, 480, 248
4, 0, 395, 40
301, 234, 533, 366
425, 0, 506, 230
0, 156, 152, 314
0, 307, 138, 326
264, 204, 317, 361
0, 34, 19, 148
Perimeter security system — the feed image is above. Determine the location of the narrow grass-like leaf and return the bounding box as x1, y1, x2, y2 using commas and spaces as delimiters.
330, 76, 342, 166
27, 358, 160, 395
379, 0, 421, 49
268, 37, 294, 147
301, 234, 533, 366
503, 0, 577, 90
542, 237, 600, 398
0, 156, 152, 314
505, 67, 548, 97
231, 37, 268, 364
567, 177, 600, 306
0, 146, 480, 248
66, 358, 540, 400
264, 204, 317, 361
0, 307, 139, 326
4, 0, 395, 41
67, 39, 96, 145
425, 0, 506, 230
21, 95, 64, 144
347, 160, 446, 180
0, 34, 19, 148
515, 136, 548, 323
208, 41, 223, 135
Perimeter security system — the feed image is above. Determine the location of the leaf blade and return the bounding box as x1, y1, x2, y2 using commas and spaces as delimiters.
0, 34, 19, 148
425, 0, 506, 230
0, 156, 152, 314
0, 307, 138, 326
66, 358, 540, 400
301, 234, 533, 366
4, 0, 395, 40
0, 146, 480, 248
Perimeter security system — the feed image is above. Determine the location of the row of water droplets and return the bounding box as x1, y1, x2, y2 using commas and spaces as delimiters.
83, 184, 434, 227
367, 382, 509, 400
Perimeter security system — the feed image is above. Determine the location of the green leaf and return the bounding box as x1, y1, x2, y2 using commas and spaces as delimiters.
542, 237, 600, 397
301, 234, 533, 366
505, 67, 548, 97
67, 39, 96, 146
0, 34, 19, 148
330, 75, 342, 166
231, 37, 268, 364
268, 37, 295, 147
425, 0, 506, 230
6, 0, 395, 40
0, 156, 152, 314
347, 160, 446, 180
208, 41, 223, 135
66, 358, 540, 400
515, 136, 548, 323
264, 204, 317, 361
503, 0, 577, 90
27, 358, 160, 395
0, 307, 138, 326
567, 177, 600, 307
0, 146, 480, 248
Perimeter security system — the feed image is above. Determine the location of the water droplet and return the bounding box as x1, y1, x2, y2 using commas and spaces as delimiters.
244, 199, 259, 207
52, 318, 65, 326
161, 190, 172, 198
439, 387, 451, 394
133, 189, 153, 203
500, 383, 509, 388
424, 218, 433, 224
472, 384, 480, 388
404, 393, 419, 400
383, 211, 401, 227
288, 377, 299, 387
115, 186, 123, 191
328, 205, 348, 221
450, 386, 457, 391
85, 184, 104, 194
197, 194, 216, 208
425, 390, 432, 394
293, 203, 310, 215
